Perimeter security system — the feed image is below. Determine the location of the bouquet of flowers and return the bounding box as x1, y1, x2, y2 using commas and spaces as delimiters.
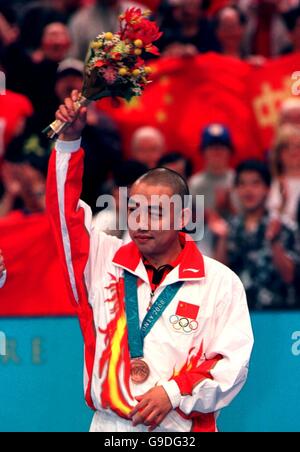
43, 8, 162, 139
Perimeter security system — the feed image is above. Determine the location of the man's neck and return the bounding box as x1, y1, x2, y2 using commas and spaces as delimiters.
142, 238, 183, 269
244, 207, 266, 232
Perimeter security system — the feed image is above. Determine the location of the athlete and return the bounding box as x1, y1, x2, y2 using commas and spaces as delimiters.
46, 90, 254, 432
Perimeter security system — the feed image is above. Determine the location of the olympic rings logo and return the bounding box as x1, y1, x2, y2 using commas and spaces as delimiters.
169, 315, 199, 334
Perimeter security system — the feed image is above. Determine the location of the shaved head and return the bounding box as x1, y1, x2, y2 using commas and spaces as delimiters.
132, 167, 190, 203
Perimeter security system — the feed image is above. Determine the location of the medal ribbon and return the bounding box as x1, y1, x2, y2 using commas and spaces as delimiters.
124, 270, 184, 359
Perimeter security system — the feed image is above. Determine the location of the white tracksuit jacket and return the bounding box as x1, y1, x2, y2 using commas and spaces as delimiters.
46, 139, 254, 432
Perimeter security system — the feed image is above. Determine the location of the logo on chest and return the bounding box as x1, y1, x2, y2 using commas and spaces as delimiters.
169, 301, 200, 334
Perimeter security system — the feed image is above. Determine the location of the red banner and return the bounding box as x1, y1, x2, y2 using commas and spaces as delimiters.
0, 212, 75, 317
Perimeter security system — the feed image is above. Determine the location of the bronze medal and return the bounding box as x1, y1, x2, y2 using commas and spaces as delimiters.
130, 359, 150, 384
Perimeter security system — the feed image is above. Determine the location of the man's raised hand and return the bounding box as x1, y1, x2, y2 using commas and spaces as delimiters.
56, 90, 87, 142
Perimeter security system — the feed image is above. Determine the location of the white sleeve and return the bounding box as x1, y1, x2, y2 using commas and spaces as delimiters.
46, 138, 93, 306
0, 270, 7, 288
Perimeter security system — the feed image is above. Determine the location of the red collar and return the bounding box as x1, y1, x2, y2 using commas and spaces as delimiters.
112, 233, 205, 280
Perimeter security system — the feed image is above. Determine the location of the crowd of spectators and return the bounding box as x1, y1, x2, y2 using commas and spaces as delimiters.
0, 0, 300, 310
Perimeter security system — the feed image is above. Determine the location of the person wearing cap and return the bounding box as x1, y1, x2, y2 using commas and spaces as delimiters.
0, 250, 6, 288
189, 124, 235, 219
55, 57, 85, 100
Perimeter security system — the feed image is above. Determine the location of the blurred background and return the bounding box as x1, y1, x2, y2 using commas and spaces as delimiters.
0, 0, 300, 432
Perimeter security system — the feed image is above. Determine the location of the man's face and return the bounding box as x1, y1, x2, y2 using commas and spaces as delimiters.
41, 23, 71, 62
128, 182, 183, 257
236, 171, 269, 212
133, 136, 165, 169
203, 145, 231, 175
217, 8, 244, 48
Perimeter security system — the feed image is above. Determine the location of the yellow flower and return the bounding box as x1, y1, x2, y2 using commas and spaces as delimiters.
134, 48, 142, 56
144, 66, 152, 75
104, 32, 114, 41
132, 69, 141, 77
91, 41, 102, 49
119, 68, 128, 76
134, 39, 143, 48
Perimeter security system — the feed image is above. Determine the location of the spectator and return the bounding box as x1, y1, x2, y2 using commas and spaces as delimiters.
157, 0, 215, 56
93, 159, 148, 240
0, 161, 46, 217
268, 124, 300, 223
0, 2, 19, 49
19, 2, 67, 51
158, 152, 193, 179
189, 124, 235, 218
213, 159, 299, 310
279, 97, 300, 127
1, 13, 71, 130
31, 21, 72, 64
130, 126, 166, 169
214, 5, 247, 58
281, 6, 300, 54
69, 0, 144, 61
239, 0, 291, 57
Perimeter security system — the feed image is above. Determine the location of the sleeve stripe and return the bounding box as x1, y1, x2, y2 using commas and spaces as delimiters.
56, 152, 79, 303
0, 270, 7, 288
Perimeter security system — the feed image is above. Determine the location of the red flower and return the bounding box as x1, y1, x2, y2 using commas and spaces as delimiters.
102, 67, 117, 85
95, 60, 105, 68
120, 7, 162, 54
125, 19, 162, 47
135, 57, 144, 68
145, 44, 160, 56
111, 52, 122, 61
122, 7, 144, 25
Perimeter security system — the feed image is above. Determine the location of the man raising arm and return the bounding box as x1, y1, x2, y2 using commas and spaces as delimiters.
47, 91, 254, 432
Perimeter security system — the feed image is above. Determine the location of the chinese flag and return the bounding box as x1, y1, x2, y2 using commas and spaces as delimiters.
249, 53, 300, 151
176, 301, 199, 320
0, 211, 75, 317
99, 54, 263, 173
